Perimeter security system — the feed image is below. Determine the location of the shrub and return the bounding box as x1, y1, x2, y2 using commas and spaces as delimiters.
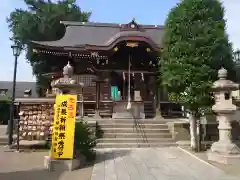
74, 120, 97, 161
0, 100, 10, 124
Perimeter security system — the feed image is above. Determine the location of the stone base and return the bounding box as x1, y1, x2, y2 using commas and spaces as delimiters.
207, 151, 240, 165
112, 112, 134, 119
210, 141, 240, 154
44, 155, 86, 171
93, 113, 101, 119
112, 111, 145, 119
154, 111, 163, 120
112, 101, 145, 119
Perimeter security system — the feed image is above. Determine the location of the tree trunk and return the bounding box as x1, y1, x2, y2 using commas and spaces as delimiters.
189, 111, 197, 151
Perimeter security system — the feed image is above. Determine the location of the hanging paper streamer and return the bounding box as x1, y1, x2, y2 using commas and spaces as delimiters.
141, 73, 144, 81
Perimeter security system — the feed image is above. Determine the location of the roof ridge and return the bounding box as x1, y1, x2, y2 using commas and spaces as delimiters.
60, 21, 163, 29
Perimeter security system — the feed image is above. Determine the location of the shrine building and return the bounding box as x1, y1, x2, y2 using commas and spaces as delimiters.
31, 19, 180, 119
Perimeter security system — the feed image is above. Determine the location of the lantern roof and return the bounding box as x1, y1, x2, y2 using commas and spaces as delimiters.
212, 68, 239, 91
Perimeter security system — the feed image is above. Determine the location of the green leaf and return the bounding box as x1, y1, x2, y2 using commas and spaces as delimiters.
160, 0, 236, 111
7, 0, 91, 96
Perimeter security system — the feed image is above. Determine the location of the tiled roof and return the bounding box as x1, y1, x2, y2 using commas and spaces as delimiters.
31, 21, 164, 49
0, 81, 37, 99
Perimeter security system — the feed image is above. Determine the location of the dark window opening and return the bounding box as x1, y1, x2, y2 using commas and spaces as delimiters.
224, 92, 230, 100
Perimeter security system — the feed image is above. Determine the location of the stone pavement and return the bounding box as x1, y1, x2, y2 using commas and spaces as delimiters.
91, 147, 239, 180
0, 146, 93, 180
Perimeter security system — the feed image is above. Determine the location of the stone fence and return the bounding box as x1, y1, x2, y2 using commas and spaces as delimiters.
168, 112, 240, 147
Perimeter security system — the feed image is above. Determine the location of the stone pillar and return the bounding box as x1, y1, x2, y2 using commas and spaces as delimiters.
207, 68, 240, 165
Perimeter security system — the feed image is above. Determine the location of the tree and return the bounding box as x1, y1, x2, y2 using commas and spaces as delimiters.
160, 0, 236, 150
7, 0, 91, 96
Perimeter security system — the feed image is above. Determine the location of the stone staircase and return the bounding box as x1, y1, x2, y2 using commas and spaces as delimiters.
96, 119, 176, 148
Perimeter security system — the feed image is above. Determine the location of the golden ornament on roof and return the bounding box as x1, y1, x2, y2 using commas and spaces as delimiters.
32, 49, 38, 53
146, 48, 151, 52
126, 42, 138, 48
114, 47, 118, 52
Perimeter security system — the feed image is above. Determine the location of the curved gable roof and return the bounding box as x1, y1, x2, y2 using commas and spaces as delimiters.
31, 20, 164, 50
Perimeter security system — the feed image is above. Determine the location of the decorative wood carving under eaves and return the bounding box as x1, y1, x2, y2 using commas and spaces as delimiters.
120, 19, 145, 32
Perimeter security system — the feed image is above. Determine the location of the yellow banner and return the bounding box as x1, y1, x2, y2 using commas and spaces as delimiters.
51, 94, 77, 159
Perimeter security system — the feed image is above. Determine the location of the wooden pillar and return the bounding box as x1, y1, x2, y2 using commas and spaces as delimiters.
149, 76, 156, 100
122, 72, 125, 100
94, 80, 101, 118
93, 74, 105, 118
141, 73, 146, 101
133, 73, 142, 101
155, 86, 163, 118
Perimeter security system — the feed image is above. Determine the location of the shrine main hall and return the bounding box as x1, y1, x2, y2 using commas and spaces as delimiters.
31, 19, 180, 119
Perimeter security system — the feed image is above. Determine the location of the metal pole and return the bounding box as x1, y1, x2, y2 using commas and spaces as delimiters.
8, 55, 18, 146
16, 118, 20, 152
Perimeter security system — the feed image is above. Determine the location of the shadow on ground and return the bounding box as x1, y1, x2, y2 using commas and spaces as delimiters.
95, 149, 132, 163
0, 169, 63, 180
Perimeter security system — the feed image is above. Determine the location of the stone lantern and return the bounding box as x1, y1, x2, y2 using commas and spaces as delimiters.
53, 62, 83, 94
44, 62, 85, 171
208, 68, 240, 164
52, 61, 84, 117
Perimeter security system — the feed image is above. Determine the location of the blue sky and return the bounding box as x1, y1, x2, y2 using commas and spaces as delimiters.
0, 0, 240, 82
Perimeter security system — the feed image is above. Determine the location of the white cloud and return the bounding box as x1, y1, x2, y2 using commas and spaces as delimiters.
222, 0, 240, 50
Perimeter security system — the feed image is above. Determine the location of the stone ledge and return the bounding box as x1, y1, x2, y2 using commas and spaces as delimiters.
207, 151, 240, 165
176, 140, 240, 147
176, 140, 212, 146
44, 154, 86, 171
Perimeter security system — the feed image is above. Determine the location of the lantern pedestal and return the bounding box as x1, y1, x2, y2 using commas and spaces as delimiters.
207, 117, 240, 165
207, 151, 240, 165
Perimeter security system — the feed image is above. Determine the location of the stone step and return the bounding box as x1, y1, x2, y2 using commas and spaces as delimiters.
96, 142, 177, 148
99, 123, 169, 129
96, 119, 167, 124
97, 138, 175, 143
101, 128, 170, 133
102, 132, 173, 138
